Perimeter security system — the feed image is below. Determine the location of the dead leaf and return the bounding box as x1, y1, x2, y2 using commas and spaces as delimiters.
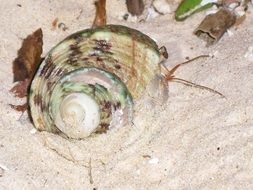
11, 28, 43, 112
92, 0, 107, 28
13, 28, 43, 82
51, 18, 58, 30
194, 9, 236, 46
10, 79, 29, 98
9, 103, 28, 112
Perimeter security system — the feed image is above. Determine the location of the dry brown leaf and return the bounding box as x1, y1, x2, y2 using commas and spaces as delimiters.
92, 0, 107, 28
13, 28, 43, 82
194, 9, 236, 46
10, 79, 29, 98
51, 18, 58, 30
9, 103, 28, 113
11, 28, 43, 112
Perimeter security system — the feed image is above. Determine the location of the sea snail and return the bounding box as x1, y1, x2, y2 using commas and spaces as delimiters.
29, 25, 168, 139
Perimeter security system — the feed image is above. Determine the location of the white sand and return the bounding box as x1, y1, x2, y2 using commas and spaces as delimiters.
0, 0, 253, 189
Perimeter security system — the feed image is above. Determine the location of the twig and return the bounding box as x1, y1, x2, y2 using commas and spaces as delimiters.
76, 9, 83, 20
92, 0, 106, 28
89, 158, 94, 184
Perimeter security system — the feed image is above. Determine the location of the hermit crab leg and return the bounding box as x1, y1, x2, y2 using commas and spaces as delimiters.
160, 55, 225, 97
171, 77, 225, 97
165, 54, 210, 78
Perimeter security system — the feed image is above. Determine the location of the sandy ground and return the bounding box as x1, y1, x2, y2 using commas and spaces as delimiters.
0, 0, 253, 189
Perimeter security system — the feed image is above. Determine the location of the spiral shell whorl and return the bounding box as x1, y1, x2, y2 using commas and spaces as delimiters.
29, 25, 162, 138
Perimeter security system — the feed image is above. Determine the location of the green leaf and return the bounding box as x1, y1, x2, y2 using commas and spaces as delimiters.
175, 0, 215, 21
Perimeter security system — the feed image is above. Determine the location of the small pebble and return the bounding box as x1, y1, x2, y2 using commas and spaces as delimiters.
228, 2, 240, 9
146, 7, 160, 20
226, 29, 234, 37
210, 51, 219, 57
153, 0, 172, 15
244, 46, 253, 61
0, 164, 8, 171
205, 5, 218, 15
148, 157, 159, 164
125, 15, 138, 22
30, 128, 37, 134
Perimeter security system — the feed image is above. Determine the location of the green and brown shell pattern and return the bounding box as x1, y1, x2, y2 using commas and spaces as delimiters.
29, 25, 167, 139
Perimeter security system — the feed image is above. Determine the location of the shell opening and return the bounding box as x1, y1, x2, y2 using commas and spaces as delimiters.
44, 68, 133, 138
55, 93, 100, 138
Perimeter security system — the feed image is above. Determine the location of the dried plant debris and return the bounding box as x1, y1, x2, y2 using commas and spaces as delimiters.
9, 103, 28, 112
10, 79, 29, 98
10, 28, 43, 111
12, 28, 43, 82
51, 18, 58, 30
175, 0, 251, 45
126, 0, 145, 16
92, 0, 107, 28
194, 8, 236, 46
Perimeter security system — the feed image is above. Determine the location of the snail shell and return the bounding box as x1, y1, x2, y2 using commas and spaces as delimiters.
29, 25, 167, 139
